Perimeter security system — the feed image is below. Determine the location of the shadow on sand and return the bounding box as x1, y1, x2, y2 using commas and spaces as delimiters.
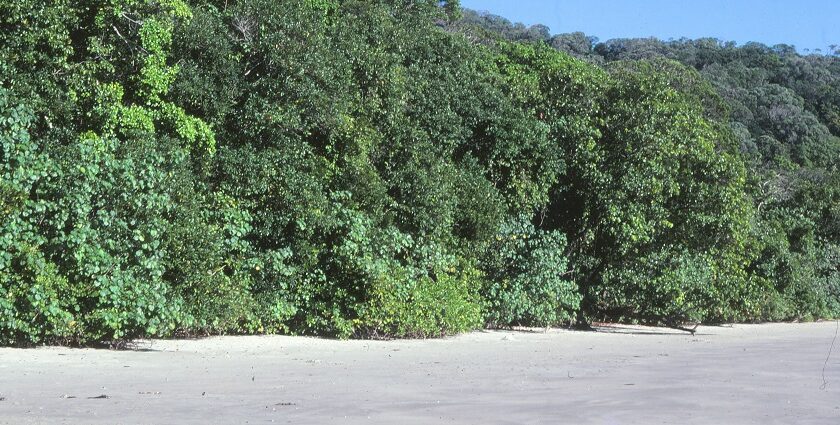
482, 324, 715, 336
591, 324, 711, 336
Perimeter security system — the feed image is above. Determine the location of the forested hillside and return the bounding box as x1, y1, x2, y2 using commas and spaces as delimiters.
456, 8, 840, 322
1, 0, 837, 345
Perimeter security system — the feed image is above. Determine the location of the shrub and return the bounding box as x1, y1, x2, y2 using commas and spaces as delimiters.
598, 250, 715, 324
480, 216, 580, 327
280, 194, 483, 338
359, 260, 483, 339
0, 90, 79, 344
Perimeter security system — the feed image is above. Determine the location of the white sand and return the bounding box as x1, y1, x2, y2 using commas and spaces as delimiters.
1, 322, 839, 424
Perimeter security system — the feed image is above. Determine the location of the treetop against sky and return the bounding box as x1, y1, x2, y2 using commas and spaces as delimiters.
461, 0, 840, 53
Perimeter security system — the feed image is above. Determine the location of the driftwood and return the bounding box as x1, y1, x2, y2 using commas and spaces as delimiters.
577, 309, 701, 335
661, 320, 700, 335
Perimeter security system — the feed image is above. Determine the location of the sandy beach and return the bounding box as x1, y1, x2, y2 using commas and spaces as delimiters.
1, 322, 838, 424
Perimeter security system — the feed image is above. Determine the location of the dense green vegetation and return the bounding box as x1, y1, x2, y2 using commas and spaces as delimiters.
1, 1, 837, 345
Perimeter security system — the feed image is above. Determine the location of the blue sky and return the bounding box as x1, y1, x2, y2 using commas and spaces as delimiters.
460, 0, 840, 53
